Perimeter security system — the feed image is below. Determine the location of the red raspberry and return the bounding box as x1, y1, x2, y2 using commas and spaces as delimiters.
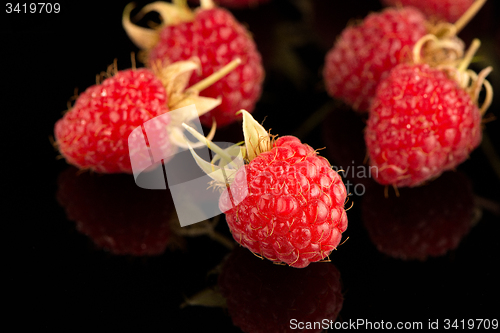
323, 6, 428, 112
54, 57, 228, 173
56, 167, 175, 256
54, 68, 171, 173
362, 171, 475, 260
218, 246, 343, 332
381, 0, 475, 23
219, 136, 348, 268
365, 62, 487, 187
182, 111, 349, 267
124, 2, 264, 127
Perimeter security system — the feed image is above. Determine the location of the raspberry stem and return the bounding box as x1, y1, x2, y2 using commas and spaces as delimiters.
200, 0, 215, 9
458, 39, 481, 72
453, 0, 487, 35
182, 123, 240, 169
187, 58, 242, 93
173, 0, 188, 8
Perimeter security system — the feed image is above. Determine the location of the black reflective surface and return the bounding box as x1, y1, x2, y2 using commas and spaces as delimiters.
4, 0, 500, 330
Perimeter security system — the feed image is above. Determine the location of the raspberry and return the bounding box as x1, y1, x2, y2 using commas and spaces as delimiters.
219, 136, 348, 268
56, 167, 175, 256
183, 111, 349, 268
381, 0, 475, 23
365, 58, 491, 187
218, 246, 343, 332
124, 1, 264, 127
323, 6, 428, 112
54, 68, 171, 173
54, 59, 228, 173
203, 109, 349, 269
362, 171, 475, 260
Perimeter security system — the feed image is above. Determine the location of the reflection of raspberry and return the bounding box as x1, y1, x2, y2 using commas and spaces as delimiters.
362, 171, 475, 260
381, 0, 474, 23
54, 68, 170, 174
56, 167, 174, 256
219, 136, 348, 268
218, 246, 343, 333
146, 5, 264, 127
365, 63, 482, 187
323, 6, 427, 111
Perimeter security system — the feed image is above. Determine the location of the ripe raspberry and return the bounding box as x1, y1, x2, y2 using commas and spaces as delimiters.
219, 137, 348, 268
323, 6, 428, 112
54, 68, 171, 173
364, 60, 490, 187
124, 1, 264, 127
56, 167, 175, 256
183, 111, 349, 268
54, 58, 227, 173
218, 246, 343, 332
362, 171, 475, 260
381, 0, 475, 23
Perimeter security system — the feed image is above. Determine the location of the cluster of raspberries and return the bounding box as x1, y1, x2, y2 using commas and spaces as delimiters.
54, 0, 491, 272
323, 0, 491, 188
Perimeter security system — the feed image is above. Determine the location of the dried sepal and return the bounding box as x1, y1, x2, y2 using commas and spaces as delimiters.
171, 95, 222, 120
183, 139, 239, 185
413, 36, 493, 116
169, 119, 217, 150
413, 0, 488, 68
122, 3, 159, 50
122, 2, 194, 50
182, 123, 239, 169
239, 110, 271, 162
156, 58, 241, 159
211, 143, 244, 168
179, 122, 245, 187
446, 39, 493, 115
154, 58, 201, 99
158, 58, 241, 121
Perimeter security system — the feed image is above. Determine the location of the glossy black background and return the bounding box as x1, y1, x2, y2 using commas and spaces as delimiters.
3, 0, 499, 330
